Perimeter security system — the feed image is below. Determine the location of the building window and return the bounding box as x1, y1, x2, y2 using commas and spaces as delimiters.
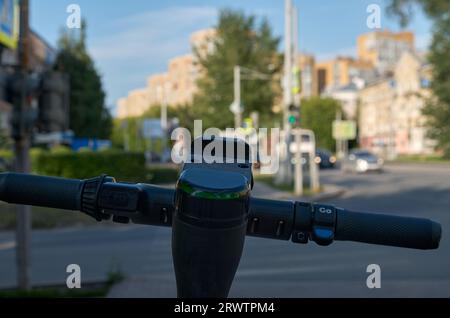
420, 78, 431, 88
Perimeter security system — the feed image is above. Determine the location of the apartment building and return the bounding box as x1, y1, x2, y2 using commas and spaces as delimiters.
316, 56, 375, 95
167, 54, 199, 106
359, 51, 434, 158
297, 53, 317, 98
190, 28, 216, 59
116, 88, 151, 119
357, 30, 415, 74
117, 28, 215, 119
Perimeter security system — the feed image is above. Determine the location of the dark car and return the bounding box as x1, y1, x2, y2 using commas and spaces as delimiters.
314, 149, 337, 169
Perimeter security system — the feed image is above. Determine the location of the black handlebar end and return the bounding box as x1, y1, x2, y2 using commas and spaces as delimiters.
335, 210, 442, 250
430, 221, 442, 250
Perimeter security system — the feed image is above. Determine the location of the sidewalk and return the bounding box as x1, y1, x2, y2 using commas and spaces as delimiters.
252, 181, 346, 202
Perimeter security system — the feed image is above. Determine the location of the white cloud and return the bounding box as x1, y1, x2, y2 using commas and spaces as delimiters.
87, 5, 218, 109
90, 6, 217, 61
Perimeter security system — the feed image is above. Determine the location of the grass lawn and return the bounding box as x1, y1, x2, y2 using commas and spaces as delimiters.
394, 154, 450, 164
0, 271, 124, 298
0, 203, 96, 231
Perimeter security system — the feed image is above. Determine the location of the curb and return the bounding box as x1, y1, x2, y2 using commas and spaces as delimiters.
265, 185, 346, 202
307, 187, 346, 202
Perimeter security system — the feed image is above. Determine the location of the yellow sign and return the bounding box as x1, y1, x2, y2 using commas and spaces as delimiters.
333, 120, 357, 140
291, 66, 301, 95
0, 0, 19, 49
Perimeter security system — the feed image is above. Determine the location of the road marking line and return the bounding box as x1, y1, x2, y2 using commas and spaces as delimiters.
0, 241, 16, 251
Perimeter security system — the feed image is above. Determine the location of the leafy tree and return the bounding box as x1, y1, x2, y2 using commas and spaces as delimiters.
111, 104, 195, 151
141, 104, 196, 131
387, 0, 450, 156
111, 117, 145, 152
54, 20, 112, 139
300, 97, 342, 152
193, 9, 282, 129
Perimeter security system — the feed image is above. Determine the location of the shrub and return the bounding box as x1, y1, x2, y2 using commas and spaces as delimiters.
32, 151, 179, 184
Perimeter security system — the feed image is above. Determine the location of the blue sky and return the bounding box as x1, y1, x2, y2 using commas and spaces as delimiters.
30, 0, 432, 114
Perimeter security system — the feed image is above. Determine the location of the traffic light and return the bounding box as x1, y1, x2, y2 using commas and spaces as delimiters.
0, 71, 9, 102
6, 71, 40, 141
288, 104, 300, 127
2, 70, 71, 141
38, 71, 70, 133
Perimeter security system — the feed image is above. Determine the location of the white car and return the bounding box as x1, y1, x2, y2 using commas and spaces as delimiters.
342, 150, 384, 173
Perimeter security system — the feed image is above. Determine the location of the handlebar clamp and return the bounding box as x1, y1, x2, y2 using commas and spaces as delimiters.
310, 204, 337, 246
80, 174, 115, 221
291, 202, 338, 246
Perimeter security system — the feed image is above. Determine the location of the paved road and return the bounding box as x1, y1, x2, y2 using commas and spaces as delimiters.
0, 163, 449, 297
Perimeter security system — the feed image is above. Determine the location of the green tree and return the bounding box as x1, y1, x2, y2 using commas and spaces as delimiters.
300, 97, 342, 152
387, 0, 450, 156
193, 9, 282, 129
55, 21, 112, 139
111, 104, 195, 151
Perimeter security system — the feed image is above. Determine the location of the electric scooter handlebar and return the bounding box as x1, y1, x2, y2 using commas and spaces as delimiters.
0, 172, 441, 250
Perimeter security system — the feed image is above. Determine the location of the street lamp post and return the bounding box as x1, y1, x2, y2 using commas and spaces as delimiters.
15, 0, 32, 291
233, 65, 242, 129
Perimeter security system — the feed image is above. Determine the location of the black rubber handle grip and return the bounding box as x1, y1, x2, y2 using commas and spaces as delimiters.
0, 172, 83, 211
335, 210, 441, 250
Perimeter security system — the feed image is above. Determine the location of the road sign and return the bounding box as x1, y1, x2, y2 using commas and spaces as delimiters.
0, 0, 19, 49
142, 119, 164, 138
333, 120, 357, 140
33, 130, 74, 144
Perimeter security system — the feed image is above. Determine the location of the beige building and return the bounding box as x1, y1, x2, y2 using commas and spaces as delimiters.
325, 83, 360, 120
190, 28, 216, 59
167, 54, 199, 105
297, 54, 318, 98
316, 57, 375, 95
116, 88, 151, 119
316, 30, 415, 96
117, 28, 216, 119
359, 51, 434, 158
357, 30, 415, 73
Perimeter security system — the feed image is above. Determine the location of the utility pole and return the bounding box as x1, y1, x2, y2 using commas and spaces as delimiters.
161, 84, 169, 162
122, 119, 130, 152
15, 0, 32, 290
277, 0, 295, 185
294, 131, 303, 196
283, 0, 293, 131
292, 5, 301, 108
233, 65, 241, 129
335, 110, 343, 159
292, 5, 303, 196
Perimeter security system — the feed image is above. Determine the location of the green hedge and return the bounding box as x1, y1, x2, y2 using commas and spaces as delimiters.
144, 166, 180, 184
31, 151, 179, 184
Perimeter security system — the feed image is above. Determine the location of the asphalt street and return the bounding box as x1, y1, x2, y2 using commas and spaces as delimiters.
0, 163, 449, 297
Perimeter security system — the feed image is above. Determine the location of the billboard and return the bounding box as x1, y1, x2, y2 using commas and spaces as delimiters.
333, 120, 357, 140
0, 0, 19, 49
142, 119, 164, 138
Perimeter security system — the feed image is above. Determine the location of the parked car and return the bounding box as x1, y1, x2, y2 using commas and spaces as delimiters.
342, 150, 384, 173
314, 149, 337, 169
